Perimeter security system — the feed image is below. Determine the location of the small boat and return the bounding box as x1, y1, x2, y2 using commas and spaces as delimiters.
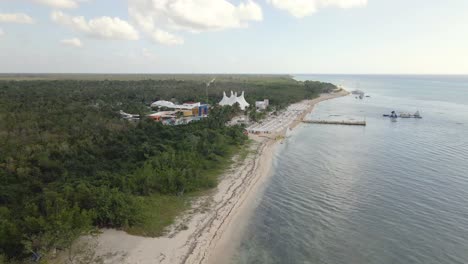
399, 113, 412, 118
383, 111, 398, 118
414, 111, 422, 119
383, 110, 422, 119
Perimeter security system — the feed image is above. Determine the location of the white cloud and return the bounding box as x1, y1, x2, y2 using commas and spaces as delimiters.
142, 48, 157, 59
128, 0, 262, 45
267, 0, 367, 18
51, 11, 139, 40
31, 0, 79, 9
0, 13, 35, 24
61, 37, 83, 47
150, 29, 184, 46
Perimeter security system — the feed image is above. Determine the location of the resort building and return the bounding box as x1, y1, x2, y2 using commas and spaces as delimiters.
148, 111, 177, 122
192, 104, 209, 117
151, 100, 201, 110
255, 99, 269, 111
119, 110, 140, 121
148, 100, 209, 125
219, 91, 250, 110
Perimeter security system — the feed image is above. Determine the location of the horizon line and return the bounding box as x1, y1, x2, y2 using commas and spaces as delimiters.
1, 73, 468, 76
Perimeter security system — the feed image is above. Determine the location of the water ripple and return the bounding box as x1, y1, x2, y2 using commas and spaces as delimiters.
234, 76, 468, 264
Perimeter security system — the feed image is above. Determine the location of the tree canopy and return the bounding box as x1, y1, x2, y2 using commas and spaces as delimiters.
0, 76, 335, 262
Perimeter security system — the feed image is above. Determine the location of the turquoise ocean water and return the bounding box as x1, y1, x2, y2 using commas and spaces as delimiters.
233, 75, 468, 264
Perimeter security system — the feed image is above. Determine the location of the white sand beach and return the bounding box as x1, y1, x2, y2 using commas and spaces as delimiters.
90, 91, 349, 264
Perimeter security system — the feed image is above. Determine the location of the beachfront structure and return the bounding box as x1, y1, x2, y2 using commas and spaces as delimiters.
148, 99, 209, 124
151, 100, 208, 117
219, 91, 250, 110
228, 115, 249, 126
148, 111, 204, 125
119, 110, 140, 121
151, 100, 201, 110
255, 99, 269, 111
192, 104, 209, 117
148, 111, 176, 121
149, 99, 209, 125
246, 101, 310, 134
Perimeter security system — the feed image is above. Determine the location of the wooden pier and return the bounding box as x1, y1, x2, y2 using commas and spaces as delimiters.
302, 120, 366, 126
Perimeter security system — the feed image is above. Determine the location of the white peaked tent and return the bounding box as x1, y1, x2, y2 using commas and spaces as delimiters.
236, 91, 250, 110
228, 91, 237, 105
219, 92, 230, 105
218, 91, 250, 110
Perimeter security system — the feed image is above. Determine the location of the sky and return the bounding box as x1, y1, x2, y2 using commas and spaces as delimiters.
0, 0, 467, 74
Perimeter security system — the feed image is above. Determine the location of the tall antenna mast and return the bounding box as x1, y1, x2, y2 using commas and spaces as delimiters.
206, 78, 215, 104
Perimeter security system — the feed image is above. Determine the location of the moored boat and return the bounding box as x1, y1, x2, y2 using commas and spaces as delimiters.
414, 111, 422, 118
383, 110, 422, 119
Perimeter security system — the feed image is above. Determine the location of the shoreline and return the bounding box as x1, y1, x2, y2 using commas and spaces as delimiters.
289, 90, 350, 131
206, 90, 350, 263
90, 91, 348, 264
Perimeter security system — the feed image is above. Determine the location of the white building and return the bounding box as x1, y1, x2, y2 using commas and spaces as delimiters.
219, 91, 250, 110
150, 100, 200, 110
255, 99, 269, 111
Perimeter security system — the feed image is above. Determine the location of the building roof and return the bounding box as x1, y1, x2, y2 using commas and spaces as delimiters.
151, 100, 198, 110
218, 91, 250, 110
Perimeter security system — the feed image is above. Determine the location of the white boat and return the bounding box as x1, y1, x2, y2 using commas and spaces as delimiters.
399, 111, 422, 118
414, 111, 422, 118
384, 110, 422, 119
399, 112, 412, 118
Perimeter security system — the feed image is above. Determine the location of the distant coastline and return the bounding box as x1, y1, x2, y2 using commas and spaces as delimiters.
0, 73, 293, 81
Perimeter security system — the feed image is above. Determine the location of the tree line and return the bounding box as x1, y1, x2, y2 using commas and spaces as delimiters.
0, 77, 335, 262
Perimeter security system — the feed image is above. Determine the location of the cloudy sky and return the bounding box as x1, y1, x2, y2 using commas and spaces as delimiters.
1, 0, 467, 74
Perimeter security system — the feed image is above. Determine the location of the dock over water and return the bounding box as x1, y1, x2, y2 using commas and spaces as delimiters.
302, 120, 366, 126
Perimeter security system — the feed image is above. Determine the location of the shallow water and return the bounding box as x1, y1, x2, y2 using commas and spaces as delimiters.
233, 75, 468, 264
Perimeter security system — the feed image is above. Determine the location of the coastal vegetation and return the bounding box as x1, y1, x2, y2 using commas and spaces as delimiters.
0, 75, 335, 262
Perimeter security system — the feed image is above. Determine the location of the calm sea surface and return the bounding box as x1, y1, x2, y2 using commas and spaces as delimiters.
233, 75, 468, 264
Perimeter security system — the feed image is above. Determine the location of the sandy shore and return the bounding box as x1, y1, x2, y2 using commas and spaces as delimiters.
89, 91, 348, 264
290, 90, 350, 130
